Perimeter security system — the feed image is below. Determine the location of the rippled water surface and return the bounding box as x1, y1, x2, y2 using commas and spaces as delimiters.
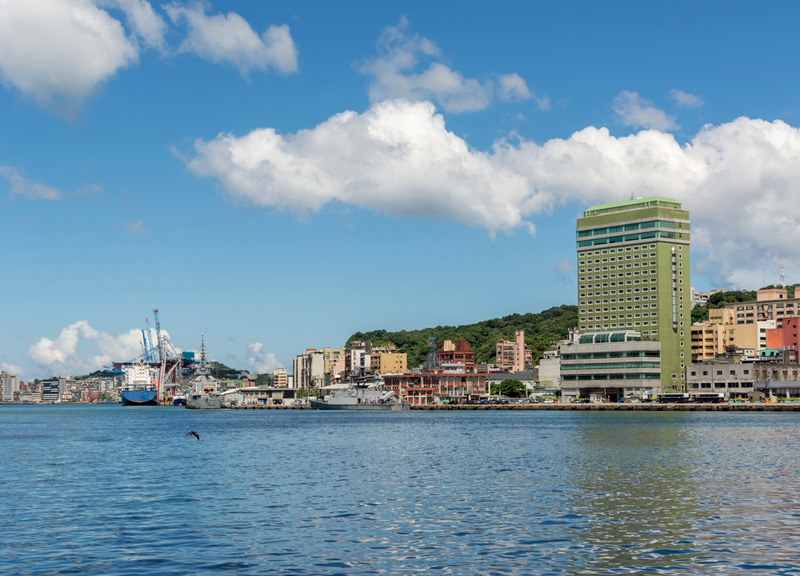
3, 406, 800, 575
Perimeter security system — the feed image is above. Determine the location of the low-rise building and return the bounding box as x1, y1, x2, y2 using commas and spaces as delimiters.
560, 330, 661, 401
686, 358, 756, 399
535, 350, 561, 391
383, 371, 489, 405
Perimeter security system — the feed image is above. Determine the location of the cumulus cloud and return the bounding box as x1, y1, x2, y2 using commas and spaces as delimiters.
669, 89, 704, 108
246, 342, 284, 373
165, 3, 298, 75
184, 100, 535, 235
361, 18, 538, 114
27, 321, 147, 375
613, 91, 678, 131
181, 99, 800, 284
0, 0, 139, 112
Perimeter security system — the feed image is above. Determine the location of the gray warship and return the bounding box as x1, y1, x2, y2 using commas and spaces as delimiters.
310, 379, 406, 410
185, 337, 223, 410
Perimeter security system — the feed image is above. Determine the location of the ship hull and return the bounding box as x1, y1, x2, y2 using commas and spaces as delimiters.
186, 393, 222, 410
121, 390, 158, 406
309, 399, 406, 410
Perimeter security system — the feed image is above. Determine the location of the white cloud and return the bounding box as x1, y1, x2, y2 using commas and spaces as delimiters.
182, 99, 800, 285
185, 100, 535, 234
165, 3, 298, 75
499, 73, 550, 110
613, 91, 678, 131
0, 166, 103, 201
120, 220, 151, 234
554, 259, 573, 284
669, 89, 704, 109
1, 362, 25, 376
0, 166, 62, 200
246, 342, 283, 373
103, 0, 167, 51
0, 0, 139, 111
362, 18, 541, 114
499, 73, 530, 101
27, 321, 147, 376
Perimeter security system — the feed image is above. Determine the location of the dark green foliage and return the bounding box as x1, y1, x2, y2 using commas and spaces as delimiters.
210, 361, 239, 380
256, 373, 272, 386
492, 379, 526, 398
691, 304, 709, 324
707, 290, 757, 308
348, 305, 578, 369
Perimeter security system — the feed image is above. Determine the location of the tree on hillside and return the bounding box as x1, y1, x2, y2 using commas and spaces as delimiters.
348, 305, 578, 369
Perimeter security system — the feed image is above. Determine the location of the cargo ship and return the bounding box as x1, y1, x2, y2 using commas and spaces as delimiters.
120, 363, 159, 406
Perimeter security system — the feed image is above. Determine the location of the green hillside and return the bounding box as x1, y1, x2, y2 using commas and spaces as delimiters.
348, 305, 579, 369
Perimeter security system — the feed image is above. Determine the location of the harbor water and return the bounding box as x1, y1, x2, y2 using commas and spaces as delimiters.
2, 405, 800, 575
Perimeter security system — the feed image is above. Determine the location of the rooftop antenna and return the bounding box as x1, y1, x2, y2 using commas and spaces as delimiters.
780, 264, 785, 287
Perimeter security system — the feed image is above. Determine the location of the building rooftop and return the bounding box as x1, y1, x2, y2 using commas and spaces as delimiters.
583, 196, 681, 216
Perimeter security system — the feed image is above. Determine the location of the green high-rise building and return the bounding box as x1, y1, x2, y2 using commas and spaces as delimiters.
576, 197, 691, 392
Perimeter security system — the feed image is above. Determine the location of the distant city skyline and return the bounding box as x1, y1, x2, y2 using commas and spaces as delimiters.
2, 1, 800, 380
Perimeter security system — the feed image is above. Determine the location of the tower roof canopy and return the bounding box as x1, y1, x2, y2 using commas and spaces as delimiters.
583, 196, 681, 216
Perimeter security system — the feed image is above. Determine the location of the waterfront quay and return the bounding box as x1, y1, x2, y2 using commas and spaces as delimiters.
410, 402, 800, 411
223, 402, 800, 411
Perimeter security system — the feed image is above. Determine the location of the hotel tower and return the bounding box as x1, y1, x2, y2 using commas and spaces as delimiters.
575, 197, 691, 392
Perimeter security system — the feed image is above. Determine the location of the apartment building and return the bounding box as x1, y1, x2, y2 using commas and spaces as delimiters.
724, 289, 800, 327
495, 330, 532, 371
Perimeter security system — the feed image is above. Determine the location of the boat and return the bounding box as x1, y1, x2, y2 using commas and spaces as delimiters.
185, 338, 223, 410
309, 380, 406, 410
120, 363, 159, 406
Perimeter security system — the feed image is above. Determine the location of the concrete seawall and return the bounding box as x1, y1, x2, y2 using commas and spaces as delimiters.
408, 403, 800, 411
224, 402, 800, 411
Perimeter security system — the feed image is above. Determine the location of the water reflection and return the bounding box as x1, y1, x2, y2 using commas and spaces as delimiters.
557, 412, 710, 573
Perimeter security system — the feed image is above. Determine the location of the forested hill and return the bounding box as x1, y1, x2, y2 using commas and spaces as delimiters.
348, 305, 578, 369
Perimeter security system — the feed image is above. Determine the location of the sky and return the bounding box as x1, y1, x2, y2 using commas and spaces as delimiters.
2, 0, 800, 381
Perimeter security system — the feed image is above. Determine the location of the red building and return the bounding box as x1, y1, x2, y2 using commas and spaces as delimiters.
438, 339, 476, 372
383, 372, 488, 405
766, 317, 800, 352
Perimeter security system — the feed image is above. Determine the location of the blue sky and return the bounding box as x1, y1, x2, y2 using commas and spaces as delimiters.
2, 1, 800, 380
